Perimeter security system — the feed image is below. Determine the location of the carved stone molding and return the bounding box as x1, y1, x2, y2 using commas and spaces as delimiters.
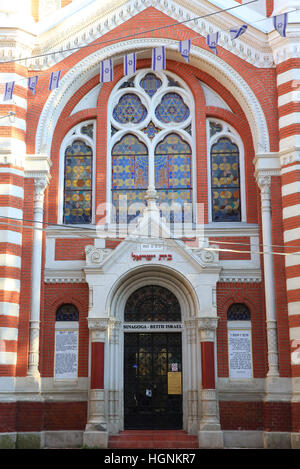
88, 318, 109, 342
198, 317, 218, 342
85, 245, 111, 266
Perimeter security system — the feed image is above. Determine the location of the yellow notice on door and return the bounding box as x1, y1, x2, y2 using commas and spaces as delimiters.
168, 372, 182, 395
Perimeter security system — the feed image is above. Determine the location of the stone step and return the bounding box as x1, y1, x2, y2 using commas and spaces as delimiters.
109, 430, 198, 449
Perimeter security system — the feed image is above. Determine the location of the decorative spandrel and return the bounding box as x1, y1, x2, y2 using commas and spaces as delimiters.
124, 285, 181, 322
211, 137, 241, 222
155, 93, 190, 124
63, 140, 92, 224
113, 94, 147, 124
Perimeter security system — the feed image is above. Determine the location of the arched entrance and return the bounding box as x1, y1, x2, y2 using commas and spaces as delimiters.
123, 285, 183, 429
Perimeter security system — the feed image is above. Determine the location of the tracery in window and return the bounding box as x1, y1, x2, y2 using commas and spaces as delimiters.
109, 69, 194, 224
113, 94, 147, 124
56, 303, 79, 321
155, 93, 190, 124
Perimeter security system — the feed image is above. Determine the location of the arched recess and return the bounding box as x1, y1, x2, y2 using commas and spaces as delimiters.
35, 38, 270, 158
106, 264, 199, 322
104, 264, 201, 433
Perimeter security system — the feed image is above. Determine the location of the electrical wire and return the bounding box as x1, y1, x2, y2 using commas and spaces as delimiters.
0, 0, 260, 66
0, 215, 299, 257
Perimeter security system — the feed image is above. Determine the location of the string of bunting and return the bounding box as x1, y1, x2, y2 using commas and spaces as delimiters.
2, 12, 289, 101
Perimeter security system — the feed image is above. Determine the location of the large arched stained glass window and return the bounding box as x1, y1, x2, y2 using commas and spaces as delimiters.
109, 70, 194, 224
211, 137, 241, 222
155, 133, 192, 222
63, 140, 93, 224
112, 134, 148, 223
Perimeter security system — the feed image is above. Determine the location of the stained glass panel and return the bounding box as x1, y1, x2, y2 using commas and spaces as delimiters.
64, 140, 92, 224
113, 94, 147, 124
140, 73, 162, 97
56, 304, 79, 321
142, 121, 161, 139
155, 134, 192, 222
211, 137, 241, 222
227, 303, 251, 321
155, 93, 190, 124
112, 135, 148, 223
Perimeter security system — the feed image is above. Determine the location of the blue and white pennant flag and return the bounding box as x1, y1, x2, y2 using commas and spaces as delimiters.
152, 46, 166, 71
100, 59, 114, 83
49, 71, 61, 90
28, 76, 38, 95
274, 13, 288, 37
206, 32, 219, 55
3, 81, 15, 101
179, 39, 191, 63
124, 53, 136, 76
229, 25, 248, 41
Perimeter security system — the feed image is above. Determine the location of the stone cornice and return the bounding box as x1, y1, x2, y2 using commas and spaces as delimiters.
13, 0, 275, 71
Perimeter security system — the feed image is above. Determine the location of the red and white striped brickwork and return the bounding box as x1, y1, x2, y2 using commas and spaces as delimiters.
0, 64, 27, 376
278, 56, 300, 378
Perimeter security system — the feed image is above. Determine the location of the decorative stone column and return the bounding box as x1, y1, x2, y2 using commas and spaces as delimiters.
257, 175, 279, 378
198, 317, 223, 449
83, 318, 109, 448
27, 175, 48, 379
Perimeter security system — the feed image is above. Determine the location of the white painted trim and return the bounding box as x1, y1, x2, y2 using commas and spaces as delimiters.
0, 230, 22, 245
277, 68, 300, 86
289, 327, 300, 340
279, 113, 300, 129
0, 327, 18, 341
0, 207, 22, 220
282, 204, 300, 220
0, 303, 19, 317
0, 254, 21, 269
0, 185, 24, 199
286, 277, 300, 291
0, 118, 26, 132
0, 278, 20, 293
288, 301, 300, 316
0, 352, 17, 365
282, 181, 300, 196
0, 168, 24, 178
284, 228, 300, 243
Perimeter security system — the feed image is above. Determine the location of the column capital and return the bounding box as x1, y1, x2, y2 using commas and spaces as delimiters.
88, 318, 109, 342
198, 317, 218, 342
